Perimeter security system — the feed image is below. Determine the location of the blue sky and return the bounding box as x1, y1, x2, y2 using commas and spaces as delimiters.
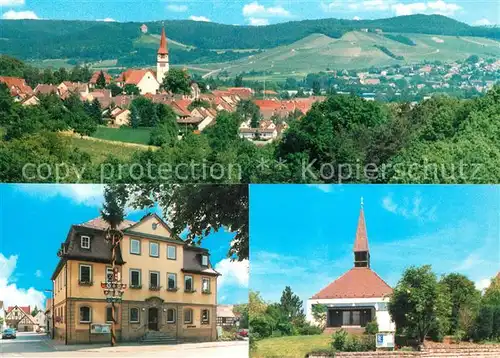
1, 1, 497, 26
250, 184, 500, 306
0, 184, 248, 310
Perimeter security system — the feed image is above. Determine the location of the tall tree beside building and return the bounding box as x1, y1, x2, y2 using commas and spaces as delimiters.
236, 99, 260, 128
279, 286, 305, 324
162, 68, 191, 95
101, 185, 129, 229
126, 184, 249, 261
234, 74, 244, 87
96, 70, 107, 89
389, 265, 452, 344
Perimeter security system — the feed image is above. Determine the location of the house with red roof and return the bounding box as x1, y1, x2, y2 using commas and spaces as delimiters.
0, 76, 33, 101
116, 69, 159, 95
5, 305, 36, 331
306, 201, 395, 333
89, 71, 112, 89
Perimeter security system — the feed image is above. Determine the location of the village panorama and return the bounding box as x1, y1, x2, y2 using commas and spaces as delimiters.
0, 17, 499, 184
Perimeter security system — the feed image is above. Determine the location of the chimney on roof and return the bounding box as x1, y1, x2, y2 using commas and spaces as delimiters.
353, 197, 370, 268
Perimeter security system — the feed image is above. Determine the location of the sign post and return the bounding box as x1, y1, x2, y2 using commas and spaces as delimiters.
376, 332, 395, 350
102, 229, 127, 347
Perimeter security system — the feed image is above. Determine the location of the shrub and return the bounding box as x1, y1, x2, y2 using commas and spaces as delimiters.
365, 320, 379, 335
306, 348, 336, 357
250, 315, 275, 339
492, 305, 500, 339
475, 305, 494, 341
453, 329, 466, 343
297, 323, 323, 335
332, 329, 348, 351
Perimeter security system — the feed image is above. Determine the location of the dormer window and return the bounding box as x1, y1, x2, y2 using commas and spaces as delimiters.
201, 255, 208, 267
81, 236, 90, 249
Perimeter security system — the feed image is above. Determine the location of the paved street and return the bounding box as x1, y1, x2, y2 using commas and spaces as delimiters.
0, 332, 249, 357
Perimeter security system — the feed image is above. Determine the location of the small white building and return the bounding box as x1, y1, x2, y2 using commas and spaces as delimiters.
306, 202, 395, 333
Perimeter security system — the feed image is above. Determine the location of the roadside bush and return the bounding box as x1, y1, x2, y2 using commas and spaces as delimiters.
274, 321, 295, 336
297, 323, 323, 335
250, 315, 275, 339
365, 320, 379, 335
475, 305, 494, 341
492, 305, 500, 339
332, 329, 348, 350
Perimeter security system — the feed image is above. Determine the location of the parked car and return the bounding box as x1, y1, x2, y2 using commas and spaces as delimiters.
2, 328, 17, 339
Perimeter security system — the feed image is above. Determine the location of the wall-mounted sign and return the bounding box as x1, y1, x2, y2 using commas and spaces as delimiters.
376, 332, 395, 349
90, 324, 111, 334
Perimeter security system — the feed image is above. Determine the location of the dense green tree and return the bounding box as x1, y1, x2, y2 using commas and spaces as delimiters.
31, 306, 40, 317
187, 98, 211, 111
440, 273, 481, 334
312, 80, 321, 95
236, 99, 260, 128
126, 184, 248, 260
311, 304, 327, 329
279, 286, 305, 325
149, 104, 178, 146
124, 84, 140, 95
101, 185, 129, 229
162, 68, 191, 95
234, 74, 244, 87
96, 70, 107, 89
389, 265, 452, 344
107, 83, 123, 96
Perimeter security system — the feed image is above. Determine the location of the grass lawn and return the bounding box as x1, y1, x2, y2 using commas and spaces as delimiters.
252, 335, 331, 358
67, 136, 149, 163
91, 126, 153, 145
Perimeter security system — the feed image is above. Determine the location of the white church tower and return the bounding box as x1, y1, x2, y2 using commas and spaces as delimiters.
156, 25, 169, 84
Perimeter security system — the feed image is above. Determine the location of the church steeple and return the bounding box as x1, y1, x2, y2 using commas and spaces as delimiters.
156, 24, 170, 84
158, 25, 168, 55
353, 197, 370, 268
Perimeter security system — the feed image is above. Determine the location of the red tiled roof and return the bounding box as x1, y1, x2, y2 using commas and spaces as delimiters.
34, 84, 58, 95
311, 267, 392, 299
7, 305, 31, 314
227, 87, 254, 99
158, 26, 168, 55
78, 217, 136, 231
0, 76, 33, 96
90, 71, 112, 85
353, 207, 368, 252
117, 69, 156, 85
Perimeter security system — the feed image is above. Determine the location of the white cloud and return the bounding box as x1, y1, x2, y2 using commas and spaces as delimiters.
97, 18, 116, 22
248, 17, 269, 26
391, 2, 426, 15
473, 18, 492, 26
475, 278, 492, 292
167, 4, 188, 12
321, 0, 343, 12
0, 0, 24, 5
0, 253, 46, 310
391, 1, 461, 16
306, 184, 335, 193
353, 16, 361, 20
243, 2, 290, 18
214, 259, 249, 288
16, 184, 105, 207
2, 10, 39, 20
381, 193, 437, 221
189, 15, 211, 22
35, 270, 42, 278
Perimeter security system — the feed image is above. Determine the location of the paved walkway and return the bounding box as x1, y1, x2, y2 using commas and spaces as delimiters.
0, 332, 249, 357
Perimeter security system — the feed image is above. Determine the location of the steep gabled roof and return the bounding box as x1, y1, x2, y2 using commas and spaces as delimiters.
311, 267, 392, 299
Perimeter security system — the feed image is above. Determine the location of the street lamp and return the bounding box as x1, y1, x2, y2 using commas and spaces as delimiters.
44, 289, 54, 339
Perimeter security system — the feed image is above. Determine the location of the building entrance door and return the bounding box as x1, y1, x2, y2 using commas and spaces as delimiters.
148, 307, 159, 331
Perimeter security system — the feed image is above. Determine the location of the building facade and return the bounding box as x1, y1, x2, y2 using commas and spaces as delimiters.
5, 305, 36, 331
306, 202, 395, 333
51, 213, 219, 344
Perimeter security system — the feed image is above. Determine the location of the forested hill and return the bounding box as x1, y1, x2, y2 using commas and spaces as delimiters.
1, 14, 498, 63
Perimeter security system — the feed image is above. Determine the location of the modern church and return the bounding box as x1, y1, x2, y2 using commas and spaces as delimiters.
306, 201, 395, 333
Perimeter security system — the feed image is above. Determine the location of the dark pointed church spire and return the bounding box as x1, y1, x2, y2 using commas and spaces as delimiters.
158, 24, 168, 55
353, 197, 370, 268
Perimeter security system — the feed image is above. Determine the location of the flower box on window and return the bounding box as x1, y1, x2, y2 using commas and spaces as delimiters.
149, 285, 161, 291
78, 280, 93, 286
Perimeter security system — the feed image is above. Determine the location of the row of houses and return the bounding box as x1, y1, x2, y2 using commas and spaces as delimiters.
3, 305, 46, 332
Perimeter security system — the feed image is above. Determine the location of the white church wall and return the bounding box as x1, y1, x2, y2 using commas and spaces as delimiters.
306, 296, 395, 332
137, 72, 160, 95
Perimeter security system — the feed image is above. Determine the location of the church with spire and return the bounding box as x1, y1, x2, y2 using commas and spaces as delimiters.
306, 200, 395, 333
156, 25, 170, 84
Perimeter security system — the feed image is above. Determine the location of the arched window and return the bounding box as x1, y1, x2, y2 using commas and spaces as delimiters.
130, 308, 140, 323
184, 308, 193, 324
79, 306, 91, 323
166, 308, 175, 323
